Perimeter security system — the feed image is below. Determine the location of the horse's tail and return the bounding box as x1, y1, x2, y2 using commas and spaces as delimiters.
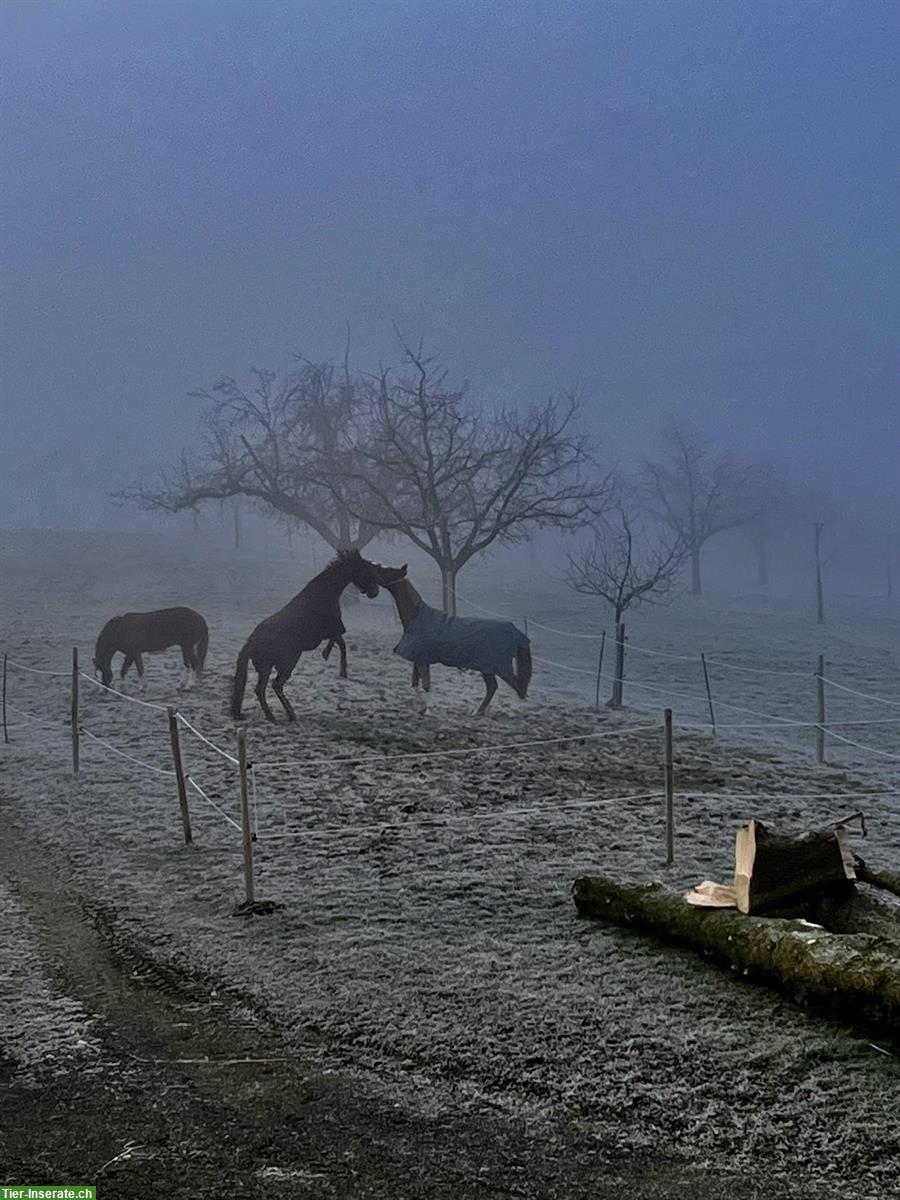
195, 621, 209, 677
231, 642, 252, 720
514, 640, 532, 699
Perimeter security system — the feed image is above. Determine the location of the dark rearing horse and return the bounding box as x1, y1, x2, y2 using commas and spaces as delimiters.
94, 607, 209, 689
231, 550, 386, 722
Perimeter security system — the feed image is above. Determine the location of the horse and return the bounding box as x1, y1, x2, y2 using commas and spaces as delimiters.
231, 550, 390, 722
93, 607, 209, 689
371, 565, 532, 714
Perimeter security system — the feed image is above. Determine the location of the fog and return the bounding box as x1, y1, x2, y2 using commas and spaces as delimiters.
2, 0, 897, 564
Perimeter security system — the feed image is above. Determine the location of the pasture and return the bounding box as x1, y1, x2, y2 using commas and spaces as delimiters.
3, 529, 900, 1197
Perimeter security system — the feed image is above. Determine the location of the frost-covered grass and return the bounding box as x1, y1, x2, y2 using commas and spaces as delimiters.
4, 530, 900, 1196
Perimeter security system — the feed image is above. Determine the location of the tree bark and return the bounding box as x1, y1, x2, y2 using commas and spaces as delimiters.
815, 523, 825, 625
572, 875, 900, 1031
609, 620, 625, 708
690, 544, 702, 595
441, 565, 458, 617
232, 497, 242, 551
753, 536, 769, 586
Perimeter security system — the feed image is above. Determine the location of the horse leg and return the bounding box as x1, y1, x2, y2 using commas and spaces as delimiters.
421, 664, 431, 693
476, 674, 497, 715
272, 662, 298, 722
120, 655, 134, 680
254, 666, 276, 723
411, 664, 420, 689
336, 637, 348, 680
135, 654, 146, 691
322, 640, 335, 661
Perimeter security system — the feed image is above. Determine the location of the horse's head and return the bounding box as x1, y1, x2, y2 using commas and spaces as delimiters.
93, 653, 113, 687
94, 625, 115, 686
370, 562, 409, 591
336, 549, 382, 599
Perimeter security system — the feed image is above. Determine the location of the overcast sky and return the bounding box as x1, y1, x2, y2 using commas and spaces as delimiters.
1, 0, 897, 529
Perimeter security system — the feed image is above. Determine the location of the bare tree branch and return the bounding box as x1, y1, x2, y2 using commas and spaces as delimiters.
115, 359, 385, 551
323, 341, 611, 613
642, 426, 767, 595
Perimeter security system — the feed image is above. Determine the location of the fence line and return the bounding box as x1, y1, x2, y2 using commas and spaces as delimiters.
5, 701, 68, 730
5, 657, 71, 677
819, 675, 900, 709
176, 713, 240, 765
186, 775, 242, 833
253, 789, 666, 842
79, 725, 177, 777
252, 723, 661, 772
824, 728, 900, 762
79, 672, 170, 712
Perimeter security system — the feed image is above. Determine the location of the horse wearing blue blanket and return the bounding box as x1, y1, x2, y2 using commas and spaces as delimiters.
368, 564, 532, 714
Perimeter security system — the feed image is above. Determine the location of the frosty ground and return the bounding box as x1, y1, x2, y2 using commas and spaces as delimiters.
3, 530, 900, 1197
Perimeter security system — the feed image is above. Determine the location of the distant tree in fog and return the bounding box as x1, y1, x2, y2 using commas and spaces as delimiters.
741, 475, 786, 587
793, 489, 835, 624
566, 487, 686, 628
642, 427, 765, 595
325, 339, 610, 615
814, 520, 826, 624
120, 359, 384, 553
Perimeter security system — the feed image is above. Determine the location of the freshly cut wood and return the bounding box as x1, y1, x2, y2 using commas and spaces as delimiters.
735, 820, 856, 914
684, 820, 856, 914
572, 875, 900, 1029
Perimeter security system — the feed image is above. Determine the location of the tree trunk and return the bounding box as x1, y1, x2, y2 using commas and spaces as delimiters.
690, 544, 702, 595
441, 565, 458, 617
814, 523, 825, 625
753, 537, 769, 586
572, 875, 900, 1032
232, 498, 242, 551
609, 619, 625, 707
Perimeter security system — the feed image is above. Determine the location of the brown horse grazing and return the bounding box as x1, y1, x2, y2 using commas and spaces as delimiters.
231, 550, 389, 722
94, 608, 209, 689
371, 565, 533, 714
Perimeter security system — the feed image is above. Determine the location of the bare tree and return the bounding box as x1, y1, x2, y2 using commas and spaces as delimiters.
566, 492, 686, 704
643, 427, 765, 595
119, 359, 384, 552
329, 341, 610, 614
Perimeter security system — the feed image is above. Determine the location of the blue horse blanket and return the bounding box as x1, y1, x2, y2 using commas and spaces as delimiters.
394, 602, 529, 676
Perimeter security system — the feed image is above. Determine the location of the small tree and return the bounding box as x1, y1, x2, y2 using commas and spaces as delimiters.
119, 359, 384, 552
331, 340, 610, 614
566, 495, 686, 704
643, 427, 765, 595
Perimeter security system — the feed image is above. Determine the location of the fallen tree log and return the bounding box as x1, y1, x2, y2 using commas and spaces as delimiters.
572, 875, 900, 1031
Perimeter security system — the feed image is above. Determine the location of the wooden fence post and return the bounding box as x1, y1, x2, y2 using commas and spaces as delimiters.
594, 630, 607, 712
2, 653, 8, 745
167, 707, 192, 845
664, 708, 674, 866
816, 654, 826, 764
238, 730, 254, 905
71, 647, 80, 774
700, 653, 716, 736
